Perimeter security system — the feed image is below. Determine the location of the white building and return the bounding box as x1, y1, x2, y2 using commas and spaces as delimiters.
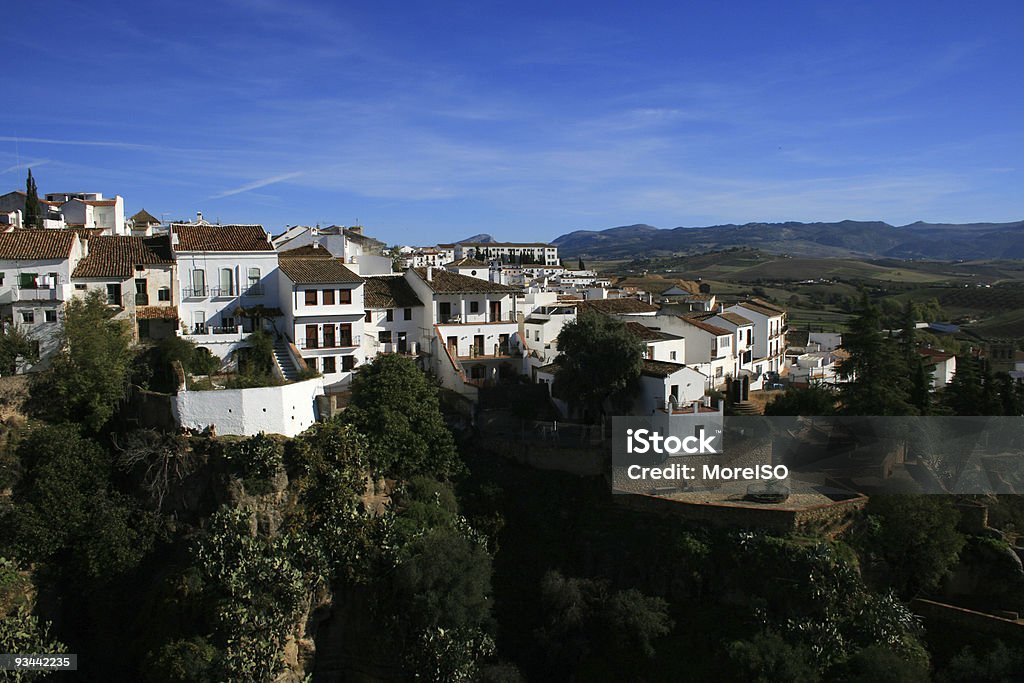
171, 223, 279, 343
0, 230, 86, 371
51, 193, 127, 236
404, 266, 524, 391
278, 255, 365, 388
71, 234, 178, 341
616, 314, 733, 389
444, 257, 490, 280
624, 321, 686, 363
362, 275, 426, 358
402, 246, 456, 269
709, 311, 755, 378
444, 241, 559, 266
726, 299, 787, 375
919, 349, 957, 388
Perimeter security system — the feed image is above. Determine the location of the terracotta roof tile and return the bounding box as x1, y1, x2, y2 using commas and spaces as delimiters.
641, 359, 691, 378
446, 257, 489, 268
364, 275, 423, 309
714, 311, 753, 326
412, 267, 521, 294
73, 235, 174, 278
278, 258, 362, 284
136, 305, 178, 320
130, 209, 160, 225
0, 229, 77, 260
579, 298, 660, 315
736, 298, 786, 317
171, 224, 273, 252
679, 315, 731, 337
278, 244, 333, 258
625, 321, 679, 341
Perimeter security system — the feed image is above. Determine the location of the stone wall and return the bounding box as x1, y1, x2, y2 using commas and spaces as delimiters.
173, 376, 325, 437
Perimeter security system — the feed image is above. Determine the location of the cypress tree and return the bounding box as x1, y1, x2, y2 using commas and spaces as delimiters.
899, 301, 931, 413
836, 293, 915, 416
24, 168, 41, 228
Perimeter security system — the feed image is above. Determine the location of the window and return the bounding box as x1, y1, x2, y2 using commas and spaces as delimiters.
721, 336, 730, 348
670, 351, 677, 361
75, 283, 86, 290
338, 288, 351, 304
219, 268, 233, 296
47, 272, 59, 287
342, 354, 355, 372
379, 330, 392, 344
386, 309, 394, 322
323, 289, 335, 305
716, 366, 724, 378
339, 323, 353, 347
322, 356, 336, 374
470, 301, 480, 313
305, 290, 318, 305
45, 309, 57, 323
306, 357, 318, 372
106, 283, 121, 306
19, 273, 38, 289
0, 273, 4, 285
21, 310, 34, 324
247, 267, 260, 291
404, 308, 412, 320
364, 310, 372, 323
158, 287, 171, 302
191, 269, 206, 295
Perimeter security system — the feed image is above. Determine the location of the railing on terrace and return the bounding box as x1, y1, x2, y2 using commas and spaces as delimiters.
245, 284, 265, 296
182, 287, 208, 298
297, 335, 360, 350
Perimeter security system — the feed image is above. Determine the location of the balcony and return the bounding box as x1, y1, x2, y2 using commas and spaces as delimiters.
135, 293, 150, 306
13, 287, 59, 301
298, 335, 360, 350
244, 284, 265, 296
182, 287, 209, 299
209, 287, 236, 299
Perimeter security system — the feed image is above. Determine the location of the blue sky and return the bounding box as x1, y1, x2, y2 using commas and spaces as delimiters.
3, 1, 1022, 245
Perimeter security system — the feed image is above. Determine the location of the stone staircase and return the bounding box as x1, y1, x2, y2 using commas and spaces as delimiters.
272, 338, 302, 381
730, 400, 762, 416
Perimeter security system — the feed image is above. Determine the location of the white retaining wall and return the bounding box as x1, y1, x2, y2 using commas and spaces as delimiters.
173, 376, 325, 437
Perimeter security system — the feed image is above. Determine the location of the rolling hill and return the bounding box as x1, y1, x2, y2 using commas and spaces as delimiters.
552, 220, 1024, 260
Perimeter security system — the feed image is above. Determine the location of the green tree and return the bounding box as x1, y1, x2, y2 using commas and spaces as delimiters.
0, 324, 38, 375
5, 424, 155, 580
726, 630, 820, 683
865, 495, 965, 595
43, 290, 133, 430
942, 355, 984, 416
535, 571, 673, 673
342, 354, 460, 478
938, 641, 1024, 683
832, 645, 930, 683
193, 506, 307, 683
898, 301, 931, 414
23, 169, 41, 228
764, 384, 836, 416
836, 294, 914, 416
577, 257, 585, 270
552, 311, 643, 421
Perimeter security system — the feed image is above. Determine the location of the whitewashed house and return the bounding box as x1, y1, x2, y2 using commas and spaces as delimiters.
362, 275, 425, 358
919, 348, 957, 388
404, 266, 524, 391
71, 234, 178, 341
0, 230, 86, 371
726, 299, 787, 376
50, 193, 127, 235
278, 256, 365, 388
709, 311, 755, 378
444, 257, 490, 280
172, 222, 279, 352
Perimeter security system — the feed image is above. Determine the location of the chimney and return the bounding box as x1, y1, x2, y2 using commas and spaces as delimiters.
426, 266, 433, 281
719, 303, 725, 313
196, 211, 203, 223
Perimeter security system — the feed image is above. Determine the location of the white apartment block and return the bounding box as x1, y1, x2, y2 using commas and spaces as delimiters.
278, 256, 365, 388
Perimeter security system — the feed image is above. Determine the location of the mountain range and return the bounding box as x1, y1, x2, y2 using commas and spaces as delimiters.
551, 220, 1024, 261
